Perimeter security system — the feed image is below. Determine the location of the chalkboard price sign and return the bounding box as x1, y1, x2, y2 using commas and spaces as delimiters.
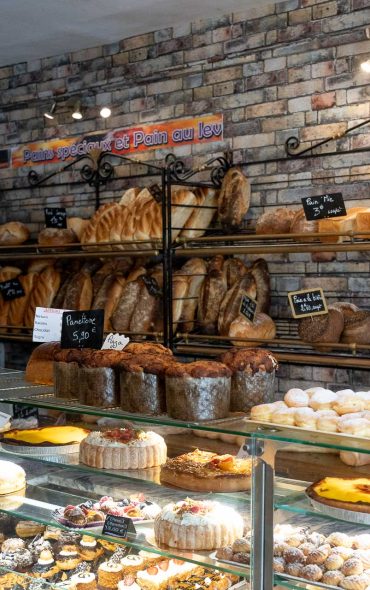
61, 309, 104, 349
142, 275, 162, 298
13, 405, 39, 420
44, 207, 67, 228
0, 278, 25, 301
288, 288, 328, 319
102, 515, 137, 539
239, 292, 257, 323
302, 193, 346, 221
148, 183, 163, 204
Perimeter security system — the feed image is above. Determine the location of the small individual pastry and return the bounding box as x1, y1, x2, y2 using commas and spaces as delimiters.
120, 554, 145, 574
336, 389, 355, 396
316, 414, 339, 432
69, 572, 98, 590
338, 418, 370, 436
32, 549, 60, 580
339, 573, 370, 589
56, 545, 82, 571
285, 562, 304, 577
270, 401, 288, 410
333, 395, 366, 415
300, 564, 323, 581
284, 389, 309, 408
309, 390, 337, 411
332, 546, 355, 561
327, 532, 353, 548
299, 542, 316, 556
322, 570, 345, 586
15, 520, 45, 538
273, 557, 285, 573
283, 547, 305, 564
274, 542, 291, 557
355, 550, 370, 569
97, 560, 123, 589
286, 533, 306, 548
98, 539, 119, 556
272, 407, 296, 426
305, 386, 327, 398
307, 532, 326, 547
232, 537, 251, 553
233, 552, 250, 564
44, 526, 62, 542
118, 574, 141, 590
14, 549, 33, 572
216, 546, 234, 561
306, 545, 330, 565
353, 535, 370, 550
341, 557, 364, 576
250, 403, 275, 421
294, 407, 317, 429
1, 538, 25, 552
326, 553, 345, 570
79, 536, 103, 562
28, 535, 53, 558
357, 392, 370, 410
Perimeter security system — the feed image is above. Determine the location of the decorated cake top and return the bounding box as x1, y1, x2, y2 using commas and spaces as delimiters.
83, 428, 164, 448
160, 498, 244, 527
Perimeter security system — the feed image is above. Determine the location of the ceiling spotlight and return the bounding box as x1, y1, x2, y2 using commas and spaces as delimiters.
72, 100, 83, 120
44, 101, 56, 120
361, 60, 370, 73
100, 107, 111, 118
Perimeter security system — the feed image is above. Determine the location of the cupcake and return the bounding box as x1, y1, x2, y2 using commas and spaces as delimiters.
79, 536, 104, 562
56, 545, 82, 571
69, 571, 98, 590
97, 560, 123, 589
32, 549, 60, 581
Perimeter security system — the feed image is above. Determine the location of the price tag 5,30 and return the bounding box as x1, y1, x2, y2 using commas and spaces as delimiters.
102, 333, 130, 351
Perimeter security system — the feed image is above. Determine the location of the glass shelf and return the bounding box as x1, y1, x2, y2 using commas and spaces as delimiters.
275, 574, 338, 589
0, 456, 250, 579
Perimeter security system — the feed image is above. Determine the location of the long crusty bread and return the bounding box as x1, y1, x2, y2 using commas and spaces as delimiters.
0, 267, 22, 327
218, 167, 250, 229
63, 271, 93, 311
24, 266, 61, 328
8, 272, 38, 328
250, 258, 270, 314
171, 189, 197, 242
172, 272, 189, 334
178, 258, 207, 333
80, 203, 118, 247
218, 273, 257, 336
180, 187, 218, 239
111, 278, 143, 332
198, 255, 227, 335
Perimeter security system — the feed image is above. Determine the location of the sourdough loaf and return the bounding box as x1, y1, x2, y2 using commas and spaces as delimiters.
24, 266, 61, 327
298, 306, 344, 344
0, 222, 29, 245
198, 255, 227, 334
218, 273, 257, 336
256, 208, 296, 235
250, 258, 270, 314
218, 167, 250, 228
229, 313, 276, 346
222, 258, 248, 289
38, 228, 78, 247
180, 187, 217, 239
178, 258, 207, 333
289, 209, 318, 241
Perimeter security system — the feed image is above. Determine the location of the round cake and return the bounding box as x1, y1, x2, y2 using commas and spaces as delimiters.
80, 428, 167, 469
154, 498, 244, 550
306, 477, 370, 514
0, 460, 26, 495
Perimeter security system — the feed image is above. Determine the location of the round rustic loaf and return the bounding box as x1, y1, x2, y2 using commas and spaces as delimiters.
256, 208, 296, 235
298, 306, 344, 344
229, 313, 276, 346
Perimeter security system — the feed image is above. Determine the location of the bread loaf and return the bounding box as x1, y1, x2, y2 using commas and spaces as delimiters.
341, 310, 370, 344
250, 258, 270, 314
52, 274, 72, 309
218, 273, 257, 336
27, 259, 54, 273
62, 270, 93, 311
111, 278, 144, 332
180, 187, 217, 239
129, 278, 157, 333
298, 306, 344, 345
24, 266, 61, 327
0, 267, 22, 327
38, 228, 78, 247
289, 209, 318, 241
0, 222, 29, 245
104, 275, 126, 331
25, 342, 61, 385
318, 207, 365, 244
256, 208, 296, 235
81, 203, 118, 247
67, 217, 89, 241
229, 313, 276, 346
119, 187, 141, 207
222, 258, 248, 289
8, 272, 38, 328
95, 203, 122, 248
172, 272, 189, 334
354, 209, 370, 238
171, 189, 197, 242
110, 206, 131, 249
218, 167, 250, 229
198, 255, 227, 334
178, 258, 207, 333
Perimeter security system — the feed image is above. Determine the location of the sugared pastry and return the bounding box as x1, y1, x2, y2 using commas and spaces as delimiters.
355, 550, 370, 569
120, 554, 145, 574
1, 538, 25, 552
339, 573, 370, 589
97, 560, 123, 589
322, 570, 345, 586
300, 564, 323, 581
294, 407, 317, 429
13, 549, 33, 572
56, 545, 82, 571
118, 574, 141, 590
15, 520, 45, 538
154, 498, 244, 550
282, 547, 305, 564
332, 546, 355, 561
341, 558, 364, 576
271, 406, 296, 426
325, 553, 345, 570
32, 549, 60, 580
80, 428, 167, 470
299, 542, 316, 556
232, 537, 251, 553
273, 557, 285, 573
327, 532, 353, 548
316, 414, 339, 432
309, 390, 337, 411
285, 562, 303, 577
70, 572, 98, 589
160, 449, 253, 492
357, 392, 370, 410
306, 477, 370, 513
0, 460, 26, 494
333, 395, 366, 415
250, 403, 275, 421
284, 389, 309, 408
306, 531, 327, 547
79, 536, 104, 561
338, 418, 370, 436
353, 535, 370, 550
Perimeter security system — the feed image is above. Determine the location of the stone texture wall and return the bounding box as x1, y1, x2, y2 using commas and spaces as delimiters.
1, 0, 370, 391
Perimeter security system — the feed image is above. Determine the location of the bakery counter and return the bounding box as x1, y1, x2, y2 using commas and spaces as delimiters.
0, 455, 251, 580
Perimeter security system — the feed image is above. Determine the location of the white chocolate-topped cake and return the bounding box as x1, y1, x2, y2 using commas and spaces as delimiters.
154, 498, 244, 550
0, 460, 26, 495
80, 428, 167, 469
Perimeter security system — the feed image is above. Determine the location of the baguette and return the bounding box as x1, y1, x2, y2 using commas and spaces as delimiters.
80, 203, 118, 247
8, 272, 38, 328
104, 275, 126, 331
24, 266, 61, 327
119, 187, 141, 207
95, 203, 122, 247
178, 258, 207, 333
198, 255, 227, 334
180, 187, 217, 239
218, 167, 250, 229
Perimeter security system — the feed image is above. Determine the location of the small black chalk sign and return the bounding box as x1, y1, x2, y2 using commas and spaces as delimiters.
44, 207, 67, 229
61, 309, 104, 349
142, 275, 162, 298
148, 183, 163, 204
239, 292, 257, 323
302, 192, 346, 221
0, 278, 25, 301
102, 515, 137, 539
288, 288, 328, 319
13, 405, 39, 420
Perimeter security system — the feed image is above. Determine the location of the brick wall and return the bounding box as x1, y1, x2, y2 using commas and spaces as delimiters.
1, 0, 370, 392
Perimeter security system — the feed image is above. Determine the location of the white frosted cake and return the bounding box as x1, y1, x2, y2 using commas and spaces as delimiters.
154, 498, 244, 550
80, 428, 167, 469
0, 460, 26, 494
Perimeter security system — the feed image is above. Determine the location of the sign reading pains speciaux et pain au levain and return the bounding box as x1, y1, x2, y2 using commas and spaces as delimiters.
9, 114, 223, 169
288, 288, 328, 319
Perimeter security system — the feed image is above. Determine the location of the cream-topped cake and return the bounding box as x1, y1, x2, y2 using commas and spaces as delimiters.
80, 428, 167, 469
154, 498, 244, 550
0, 460, 26, 494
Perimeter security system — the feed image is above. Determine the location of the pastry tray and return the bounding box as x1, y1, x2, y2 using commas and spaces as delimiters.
305, 494, 370, 525
52, 506, 155, 529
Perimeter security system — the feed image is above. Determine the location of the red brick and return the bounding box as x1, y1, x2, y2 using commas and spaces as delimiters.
311, 92, 336, 110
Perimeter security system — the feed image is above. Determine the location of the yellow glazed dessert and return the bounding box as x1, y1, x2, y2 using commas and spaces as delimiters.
307, 477, 370, 513
2, 426, 89, 446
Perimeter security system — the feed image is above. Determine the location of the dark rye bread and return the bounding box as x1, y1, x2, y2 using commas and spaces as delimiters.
220, 348, 278, 374
298, 306, 344, 344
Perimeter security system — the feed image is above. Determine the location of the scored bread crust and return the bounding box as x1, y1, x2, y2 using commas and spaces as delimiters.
218, 273, 257, 336
8, 272, 38, 328
0, 222, 30, 245
178, 258, 207, 333
24, 266, 61, 328
218, 167, 250, 228
180, 187, 218, 239
250, 258, 270, 314
198, 255, 227, 335
81, 203, 117, 247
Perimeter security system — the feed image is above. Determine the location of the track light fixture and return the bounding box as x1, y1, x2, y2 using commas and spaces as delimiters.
361, 60, 370, 73
44, 101, 57, 120
72, 100, 83, 120
100, 106, 111, 118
